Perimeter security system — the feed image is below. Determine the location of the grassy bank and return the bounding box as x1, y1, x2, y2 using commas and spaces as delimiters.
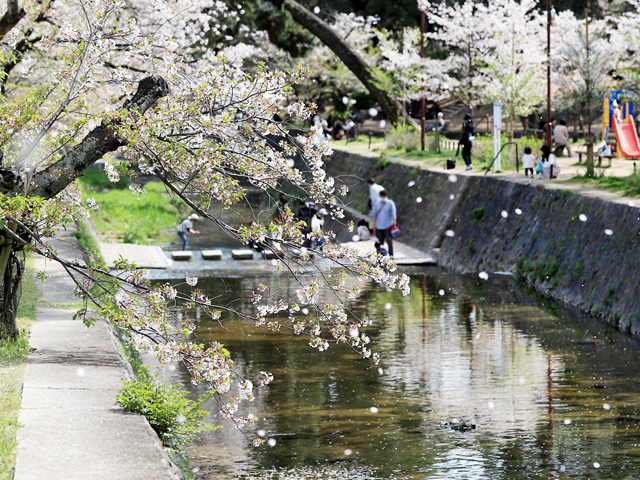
337, 130, 547, 173
0, 259, 39, 477
567, 171, 640, 198
78, 170, 187, 244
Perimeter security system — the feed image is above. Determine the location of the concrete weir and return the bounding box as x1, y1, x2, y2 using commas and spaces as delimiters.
325, 149, 640, 335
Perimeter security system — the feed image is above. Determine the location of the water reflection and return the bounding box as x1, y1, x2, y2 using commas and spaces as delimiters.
162, 271, 640, 479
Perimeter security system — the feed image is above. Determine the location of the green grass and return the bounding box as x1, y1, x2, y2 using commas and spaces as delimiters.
567, 171, 640, 197
0, 259, 38, 478
78, 173, 188, 244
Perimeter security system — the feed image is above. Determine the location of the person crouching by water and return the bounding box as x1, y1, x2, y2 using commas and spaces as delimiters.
371, 190, 396, 257
177, 213, 201, 251
540, 144, 560, 179
311, 208, 328, 250
374, 241, 387, 256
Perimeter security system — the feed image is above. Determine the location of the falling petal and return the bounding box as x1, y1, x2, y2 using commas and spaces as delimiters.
449, 194, 455, 200
501, 210, 508, 218
579, 214, 587, 222
267, 438, 276, 447
564, 419, 572, 425
479, 272, 489, 280
515, 208, 522, 215
603, 403, 611, 410
444, 230, 455, 237
302, 308, 309, 315
487, 401, 495, 409
604, 229, 613, 236
407, 180, 416, 187
370, 406, 379, 413
384, 303, 392, 310
352, 234, 360, 242
344, 449, 353, 456
438, 289, 445, 296
448, 174, 457, 183
313, 6, 320, 13
593, 462, 600, 469
416, 197, 423, 203
368, 108, 378, 117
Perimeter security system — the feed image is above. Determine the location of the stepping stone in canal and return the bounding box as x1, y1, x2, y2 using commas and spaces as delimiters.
262, 249, 284, 260
201, 249, 223, 260
231, 249, 254, 260
172, 251, 193, 261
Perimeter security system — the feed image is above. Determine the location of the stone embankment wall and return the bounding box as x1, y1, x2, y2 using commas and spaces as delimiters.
326, 149, 640, 334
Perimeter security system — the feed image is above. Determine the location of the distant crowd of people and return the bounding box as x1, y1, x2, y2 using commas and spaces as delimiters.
312, 115, 357, 141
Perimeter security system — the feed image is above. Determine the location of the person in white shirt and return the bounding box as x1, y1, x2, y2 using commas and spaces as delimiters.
521, 146, 536, 178
356, 219, 371, 241
367, 178, 385, 208
177, 213, 201, 251
311, 208, 328, 250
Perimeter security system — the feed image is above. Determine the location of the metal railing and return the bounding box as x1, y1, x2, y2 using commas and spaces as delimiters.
484, 141, 519, 175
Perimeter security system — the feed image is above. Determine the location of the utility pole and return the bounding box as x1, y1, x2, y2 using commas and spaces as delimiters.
585, 4, 595, 177
546, 0, 552, 148
420, 8, 426, 151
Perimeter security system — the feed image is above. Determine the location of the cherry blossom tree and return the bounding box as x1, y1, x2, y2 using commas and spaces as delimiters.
551, 11, 619, 132
481, 0, 546, 142
0, 0, 410, 439
612, 0, 640, 101
281, 0, 416, 126
423, 0, 495, 113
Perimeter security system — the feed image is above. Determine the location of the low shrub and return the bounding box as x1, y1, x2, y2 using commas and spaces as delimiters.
116, 366, 216, 451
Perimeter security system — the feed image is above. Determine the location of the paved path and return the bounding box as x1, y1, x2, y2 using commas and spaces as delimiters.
15, 228, 177, 480
333, 144, 640, 207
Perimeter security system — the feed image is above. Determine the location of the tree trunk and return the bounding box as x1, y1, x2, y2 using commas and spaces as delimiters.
282, 0, 416, 128
0, 223, 22, 341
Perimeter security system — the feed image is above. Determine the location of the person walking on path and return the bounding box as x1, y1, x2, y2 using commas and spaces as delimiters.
367, 178, 385, 210
554, 119, 573, 157
522, 146, 536, 178
177, 213, 200, 251
457, 113, 475, 170
371, 190, 397, 257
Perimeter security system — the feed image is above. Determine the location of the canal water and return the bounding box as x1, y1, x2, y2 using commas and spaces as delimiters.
163, 269, 640, 479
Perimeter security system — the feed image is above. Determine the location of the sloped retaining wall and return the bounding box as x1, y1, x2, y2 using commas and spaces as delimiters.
326, 149, 640, 335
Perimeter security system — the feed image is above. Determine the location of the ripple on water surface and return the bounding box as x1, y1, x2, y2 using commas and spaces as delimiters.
160, 271, 640, 479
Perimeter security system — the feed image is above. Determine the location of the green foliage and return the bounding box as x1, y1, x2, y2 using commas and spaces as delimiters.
79, 168, 130, 190
472, 206, 485, 222
0, 261, 37, 478
71, 222, 102, 267
374, 153, 390, 170
78, 180, 187, 244
386, 125, 420, 152
571, 171, 640, 198
116, 366, 217, 451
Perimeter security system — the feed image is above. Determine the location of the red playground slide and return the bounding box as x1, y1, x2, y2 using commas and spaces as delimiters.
612, 117, 640, 158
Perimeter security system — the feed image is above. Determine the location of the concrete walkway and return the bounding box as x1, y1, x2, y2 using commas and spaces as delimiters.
333, 144, 640, 207
15, 228, 177, 480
